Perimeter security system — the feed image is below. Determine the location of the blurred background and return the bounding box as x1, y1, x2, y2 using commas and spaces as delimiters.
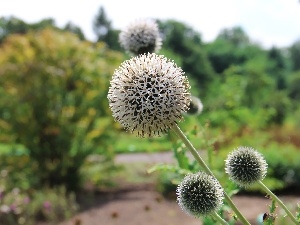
0, 1, 300, 224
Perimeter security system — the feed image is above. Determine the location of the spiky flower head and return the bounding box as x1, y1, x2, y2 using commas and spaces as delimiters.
119, 18, 162, 55
225, 146, 268, 187
107, 53, 191, 137
184, 96, 203, 116
176, 172, 224, 217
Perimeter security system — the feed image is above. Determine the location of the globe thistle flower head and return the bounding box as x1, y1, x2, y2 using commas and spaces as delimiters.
119, 18, 162, 55
107, 53, 191, 137
184, 96, 203, 116
176, 172, 224, 217
225, 146, 268, 187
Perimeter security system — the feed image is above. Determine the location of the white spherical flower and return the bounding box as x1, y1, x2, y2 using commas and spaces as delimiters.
119, 18, 162, 55
225, 146, 268, 187
177, 172, 224, 217
108, 53, 190, 137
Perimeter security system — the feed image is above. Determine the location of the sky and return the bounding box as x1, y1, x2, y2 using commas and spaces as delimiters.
1, 0, 300, 48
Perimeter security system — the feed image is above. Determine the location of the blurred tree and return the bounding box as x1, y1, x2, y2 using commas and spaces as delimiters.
0, 16, 85, 43
0, 16, 29, 42
0, 16, 56, 43
159, 19, 215, 89
30, 18, 56, 29
287, 71, 300, 101
63, 22, 85, 40
289, 39, 300, 71
268, 47, 287, 70
204, 52, 291, 127
267, 47, 289, 90
93, 6, 121, 51
206, 56, 274, 110
93, 6, 111, 39
0, 29, 124, 190
205, 27, 264, 74
217, 27, 250, 47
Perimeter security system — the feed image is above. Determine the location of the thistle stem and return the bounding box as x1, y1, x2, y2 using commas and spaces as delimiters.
171, 124, 251, 225
258, 180, 299, 224
212, 211, 230, 225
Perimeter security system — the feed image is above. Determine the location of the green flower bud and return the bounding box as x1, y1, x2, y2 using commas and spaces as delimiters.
176, 172, 224, 217
225, 146, 268, 187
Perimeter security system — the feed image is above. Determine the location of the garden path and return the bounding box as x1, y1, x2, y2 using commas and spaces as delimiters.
59, 151, 300, 225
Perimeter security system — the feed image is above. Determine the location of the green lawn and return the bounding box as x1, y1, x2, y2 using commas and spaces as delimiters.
113, 133, 173, 153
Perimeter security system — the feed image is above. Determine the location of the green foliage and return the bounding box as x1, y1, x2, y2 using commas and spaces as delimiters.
155, 169, 181, 197
0, 153, 38, 191
64, 22, 85, 40
0, 16, 49, 43
0, 28, 124, 190
263, 143, 300, 187
289, 39, 300, 71
262, 199, 276, 225
260, 199, 300, 225
159, 19, 216, 88
80, 154, 121, 188
287, 71, 300, 102
0, 16, 85, 43
113, 134, 172, 153
215, 129, 300, 191
203, 54, 294, 128
205, 27, 264, 74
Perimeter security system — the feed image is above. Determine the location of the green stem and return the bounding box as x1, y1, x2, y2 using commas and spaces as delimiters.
212, 211, 230, 225
171, 124, 251, 225
258, 180, 299, 224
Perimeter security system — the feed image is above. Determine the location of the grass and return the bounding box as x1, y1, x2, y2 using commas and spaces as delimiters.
112, 133, 173, 153
114, 162, 159, 185
81, 157, 160, 191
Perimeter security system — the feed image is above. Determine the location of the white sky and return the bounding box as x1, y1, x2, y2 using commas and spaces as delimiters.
1, 0, 300, 48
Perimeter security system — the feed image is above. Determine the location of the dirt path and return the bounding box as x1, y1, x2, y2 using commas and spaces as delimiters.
115, 151, 189, 164
60, 187, 300, 225
59, 152, 300, 225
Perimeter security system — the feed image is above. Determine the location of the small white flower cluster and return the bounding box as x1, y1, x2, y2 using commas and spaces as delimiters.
119, 18, 162, 55
108, 53, 190, 137
225, 146, 268, 187
176, 172, 224, 217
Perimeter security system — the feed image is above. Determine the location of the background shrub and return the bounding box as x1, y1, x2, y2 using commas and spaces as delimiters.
0, 28, 124, 190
